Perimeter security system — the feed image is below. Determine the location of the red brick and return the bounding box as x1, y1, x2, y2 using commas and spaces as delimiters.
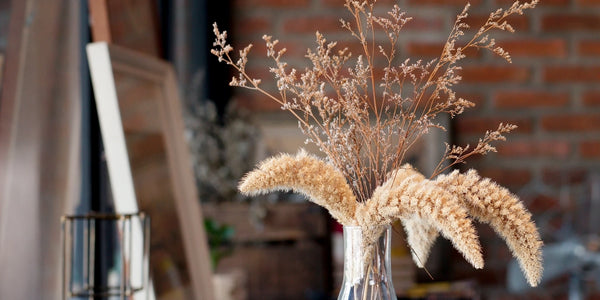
234, 17, 271, 35
406, 42, 444, 58
543, 168, 588, 185
580, 140, 600, 158
456, 116, 532, 134
233, 0, 309, 7
235, 92, 282, 111
495, 0, 568, 5
525, 194, 560, 214
336, 40, 369, 57
460, 65, 530, 83
543, 66, 600, 83
283, 16, 344, 34
320, 0, 345, 6
578, 40, 600, 56
576, 0, 600, 5
406, 41, 481, 58
496, 39, 567, 58
541, 113, 600, 132
463, 15, 529, 31
408, 0, 481, 6
479, 168, 532, 187
494, 90, 569, 109
403, 16, 445, 31
583, 90, 600, 106
496, 140, 571, 158
542, 14, 600, 31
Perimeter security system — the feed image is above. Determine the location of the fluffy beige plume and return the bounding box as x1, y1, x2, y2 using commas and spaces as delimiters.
355, 165, 425, 227
392, 165, 440, 267
435, 170, 543, 286
356, 165, 484, 269
239, 151, 541, 285
400, 217, 439, 268
238, 150, 357, 225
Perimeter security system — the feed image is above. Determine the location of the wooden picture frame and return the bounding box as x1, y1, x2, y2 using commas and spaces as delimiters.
86, 42, 214, 300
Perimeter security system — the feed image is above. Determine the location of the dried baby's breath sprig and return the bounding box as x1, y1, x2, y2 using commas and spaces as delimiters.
213, 1, 538, 202
211, 24, 264, 90
433, 123, 517, 176
238, 150, 357, 225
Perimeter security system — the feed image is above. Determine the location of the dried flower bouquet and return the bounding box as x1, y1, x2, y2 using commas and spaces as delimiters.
212, 0, 542, 288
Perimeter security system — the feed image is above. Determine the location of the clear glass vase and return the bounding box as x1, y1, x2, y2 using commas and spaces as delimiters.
337, 225, 397, 300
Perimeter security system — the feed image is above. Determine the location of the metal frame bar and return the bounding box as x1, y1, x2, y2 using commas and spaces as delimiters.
61, 212, 149, 299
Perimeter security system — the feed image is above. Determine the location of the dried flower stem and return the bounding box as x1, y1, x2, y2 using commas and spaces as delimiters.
212, 0, 538, 202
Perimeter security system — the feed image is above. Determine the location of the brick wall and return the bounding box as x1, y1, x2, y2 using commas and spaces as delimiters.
228, 0, 600, 299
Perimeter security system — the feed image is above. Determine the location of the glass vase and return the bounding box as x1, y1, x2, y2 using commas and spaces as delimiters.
337, 225, 397, 300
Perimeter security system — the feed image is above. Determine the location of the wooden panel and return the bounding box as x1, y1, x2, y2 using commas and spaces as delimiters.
219, 242, 329, 300
0, 0, 27, 194
390, 223, 417, 294
88, 0, 161, 57
114, 71, 163, 133
203, 202, 332, 299
88, 0, 111, 42
0, 0, 82, 299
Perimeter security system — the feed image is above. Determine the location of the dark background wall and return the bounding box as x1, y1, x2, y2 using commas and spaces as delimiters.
0, 1, 10, 86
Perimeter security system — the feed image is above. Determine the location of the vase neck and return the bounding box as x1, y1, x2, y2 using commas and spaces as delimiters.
341, 225, 392, 285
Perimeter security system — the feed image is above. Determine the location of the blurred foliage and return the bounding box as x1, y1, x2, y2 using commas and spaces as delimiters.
185, 100, 261, 202
204, 217, 235, 270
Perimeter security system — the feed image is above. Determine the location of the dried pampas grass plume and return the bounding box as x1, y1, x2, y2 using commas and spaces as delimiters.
400, 217, 439, 268
354, 165, 424, 228
389, 167, 441, 267
435, 169, 543, 287
239, 154, 542, 285
357, 165, 484, 269
238, 150, 357, 225
395, 168, 542, 286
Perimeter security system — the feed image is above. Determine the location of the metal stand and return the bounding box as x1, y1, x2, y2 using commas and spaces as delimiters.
61, 212, 150, 299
